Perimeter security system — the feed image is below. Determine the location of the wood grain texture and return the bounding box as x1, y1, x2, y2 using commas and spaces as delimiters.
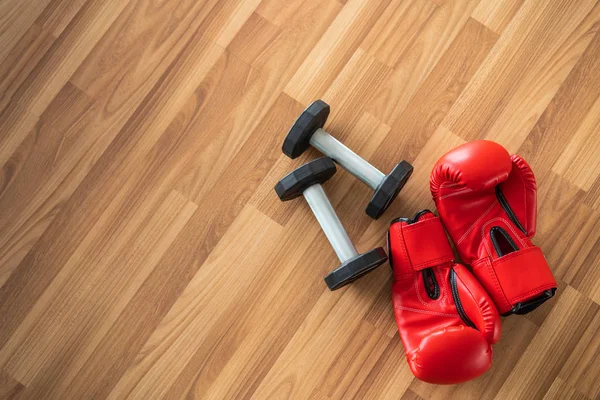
442, 0, 600, 151
0, 0, 599, 399
471, 0, 524, 34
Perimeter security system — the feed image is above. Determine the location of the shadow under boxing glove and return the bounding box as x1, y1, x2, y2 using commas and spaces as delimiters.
430, 140, 557, 315
389, 210, 501, 384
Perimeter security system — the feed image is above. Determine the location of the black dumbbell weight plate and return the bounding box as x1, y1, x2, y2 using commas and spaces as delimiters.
274, 157, 336, 201
366, 160, 413, 219
324, 247, 388, 291
282, 100, 330, 159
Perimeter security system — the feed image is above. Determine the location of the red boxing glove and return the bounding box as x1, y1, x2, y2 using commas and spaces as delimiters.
389, 210, 501, 384
431, 140, 557, 315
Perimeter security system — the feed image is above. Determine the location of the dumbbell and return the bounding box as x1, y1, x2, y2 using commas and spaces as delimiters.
282, 100, 413, 219
274, 157, 388, 290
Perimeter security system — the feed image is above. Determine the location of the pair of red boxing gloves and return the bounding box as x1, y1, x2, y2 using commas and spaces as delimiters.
388, 140, 557, 384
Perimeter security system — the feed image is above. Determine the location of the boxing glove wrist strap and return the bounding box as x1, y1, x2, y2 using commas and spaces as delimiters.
471, 246, 556, 314
401, 217, 454, 271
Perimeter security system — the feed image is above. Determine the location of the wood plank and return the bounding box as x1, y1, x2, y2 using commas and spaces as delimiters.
401, 389, 426, 400
552, 95, 600, 191
11, 0, 132, 116
519, 29, 600, 183
0, 43, 222, 296
354, 339, 415, 399
0, 104, 39, 174
558, 311, 600, 398
365, 0, 479, 125
471, 0, 524, 35
0, 190, 196, 389
99, 96, 305, 400
0, 0, 131, 179
35, 0, 91, 37
543, 378, 589, 400
0, 0, 226, 311
214, 0, 263, 48
0, 0, 52, 63
0, 32, 223, 351
154, 2, 342, 206
568, 232, 600, 306
322, 47, 393, 128
535, 173, 595, 279
443, 0, 600, 150
108, 109, 388, 400
70, 0, 224, 98
250, 276, 390, 399
234, 0, 342, 75
583, 176, 600, 210
256, 0, 340, 27
106, 204, 283, 399
163, 209, 324, 400
226, 12, 281, 66
0, 84, 94, 287
55, 90, 318, 399
0, 371, 25, 400
284, 0, 392, 105
363, 280, 398, 338
0, 0, 233, 277
360, 0, 438, 68
534, 172, 600, 305
46, 4, 348, 392
0, 0, 600, 398
494, 286, 600, 399
0, 24, 55, 112
316, 321, 392, 400
366, 17, 497, 170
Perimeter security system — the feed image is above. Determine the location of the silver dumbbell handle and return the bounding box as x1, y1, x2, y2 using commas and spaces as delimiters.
303, 184, 358, 262
310, 129, 385, 191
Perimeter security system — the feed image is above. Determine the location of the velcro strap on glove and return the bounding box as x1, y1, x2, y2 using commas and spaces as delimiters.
403, 217, 454, 271
472, 246, 556, 314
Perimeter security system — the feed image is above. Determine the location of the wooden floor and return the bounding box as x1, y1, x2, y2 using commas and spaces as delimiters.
1, 0, 600, 399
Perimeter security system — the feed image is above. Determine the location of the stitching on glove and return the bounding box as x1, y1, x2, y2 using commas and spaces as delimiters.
457, 200, 497, 245
511, 156, 530, 234
390, 228, 412, 280
486, 261, 512, 312
394, 225, 411, 280
438, 187, 473, 200
412, 255, 454, 269
394, 305, 458, 318
474, 257, 512, 312
436, 267, 448, 302
397, 225, 430, 307
440, 182, 462, 188
403, 218, 453, 269
414, 275, 430, 307
402, 217, 439, 231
